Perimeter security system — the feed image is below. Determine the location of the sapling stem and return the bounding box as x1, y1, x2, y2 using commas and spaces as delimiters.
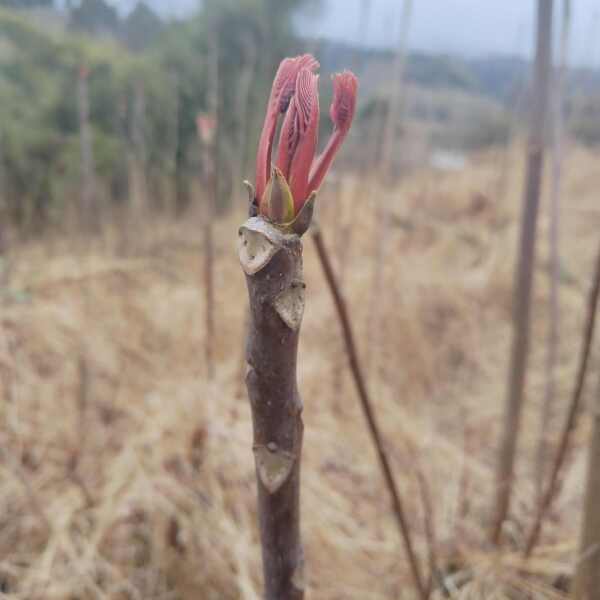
243, 53, 358, 599
492, 0, 554, 545
525, 239, 600, 557
239, 217, 306, 600
572, 370, 600, 600
535, 0, 571, 504
312, 224, 428, 600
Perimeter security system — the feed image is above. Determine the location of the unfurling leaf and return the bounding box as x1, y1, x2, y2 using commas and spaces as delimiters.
260, 166, 295, 224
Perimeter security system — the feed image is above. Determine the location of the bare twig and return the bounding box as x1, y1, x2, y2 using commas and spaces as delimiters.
331, 179, 350, 403
67, 355, 95, 508
492, 0, 554, 545
572, 371, 600, 599
525, 238, 600, 556
414, 457, 438, 599
311, 224, 428, 600
456, 415, 474, 534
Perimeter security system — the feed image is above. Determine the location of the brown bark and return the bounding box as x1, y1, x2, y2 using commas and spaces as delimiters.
572, 375, 600, 600
311, 225, 428, 600
525, 239, 600, 556
239, 217, 306, 600
235, 310, 250, 399
491, 0, 554, 545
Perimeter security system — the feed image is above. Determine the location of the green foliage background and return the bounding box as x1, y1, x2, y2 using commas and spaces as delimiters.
3, 1, 597, 232
0, 0, 318, 230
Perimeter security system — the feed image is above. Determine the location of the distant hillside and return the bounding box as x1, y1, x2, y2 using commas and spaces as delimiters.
305, 37, 600, 160
308, 38, 600, 104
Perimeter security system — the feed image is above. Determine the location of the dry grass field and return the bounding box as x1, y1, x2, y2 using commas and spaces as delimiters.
0, 141, 599, 599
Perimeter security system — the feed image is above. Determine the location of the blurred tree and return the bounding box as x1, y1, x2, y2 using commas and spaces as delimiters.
69, 0, 118, 35
121, 1, 163, 52
0, 10, 173, 230
0, 0, 53, 7
0, 0, 321, 229
492, 0, 554, 545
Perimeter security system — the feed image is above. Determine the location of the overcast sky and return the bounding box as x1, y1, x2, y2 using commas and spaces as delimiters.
299, 0, 600, 66
111, 0, 600, 67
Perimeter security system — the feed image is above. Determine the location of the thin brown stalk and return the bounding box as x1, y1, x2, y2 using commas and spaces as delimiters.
201, 32, 219, 381
415, 458, 438, 599
78, 66, 97, 230
202, 164, 215, 381
0, 130, 4, 217
230, 34, 256, 207
76, 356, 88, 451
535, 0, 571, 503
331, 180, 350, 403
129, 80, 148, 217
68, 355, 94, 508
311, 224, 428, 600
525, 238, 600, 557
167, 71, 180, 216
572, 372, 600, 600
456, 416, 474, 533
239, 217, 306, 599
0, 132, 9, 289
491, 0, 554, 545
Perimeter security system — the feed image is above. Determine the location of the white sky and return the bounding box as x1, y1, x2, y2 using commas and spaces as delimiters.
101, 0, 600, 67
298, 0, 600, 67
